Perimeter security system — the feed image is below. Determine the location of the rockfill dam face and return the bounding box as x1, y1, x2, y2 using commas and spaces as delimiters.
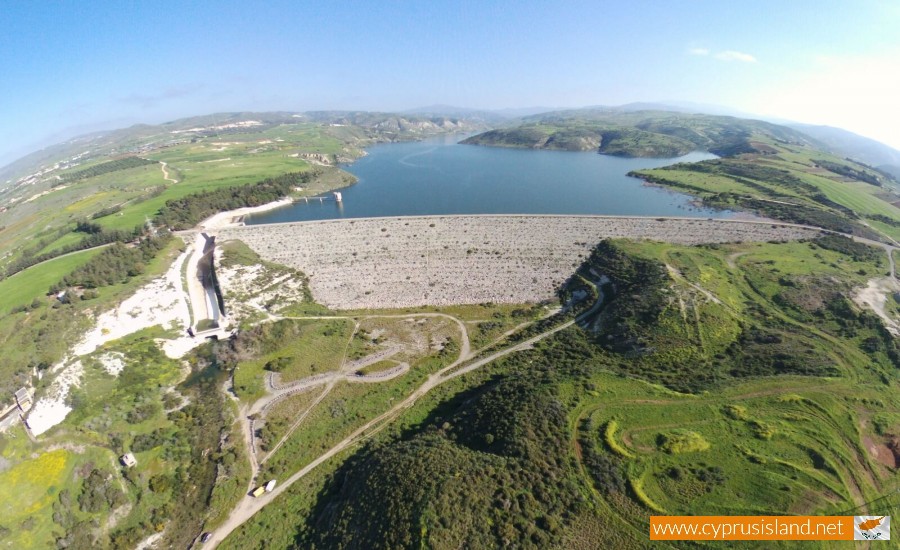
219, 215, 821, 310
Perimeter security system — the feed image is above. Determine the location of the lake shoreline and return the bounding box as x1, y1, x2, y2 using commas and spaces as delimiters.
244, 139, 727, 226
198, 198, 296, 230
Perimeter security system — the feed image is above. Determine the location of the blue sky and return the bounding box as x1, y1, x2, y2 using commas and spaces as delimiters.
1, 0, 899, 166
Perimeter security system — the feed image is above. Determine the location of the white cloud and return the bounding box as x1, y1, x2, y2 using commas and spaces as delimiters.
713, 50, 758, 63
688, 48, 758, 63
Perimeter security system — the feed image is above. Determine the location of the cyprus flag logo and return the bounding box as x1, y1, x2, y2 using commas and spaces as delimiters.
854, 516, 890, 541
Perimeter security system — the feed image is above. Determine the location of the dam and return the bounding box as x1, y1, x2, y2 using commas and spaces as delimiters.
219, 215, 822, 310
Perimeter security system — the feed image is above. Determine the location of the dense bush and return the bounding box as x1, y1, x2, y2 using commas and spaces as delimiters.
812, 234, 882, 262
126, 401, 161, 424
154, 170, 317, 230
264, 356, 291, 372
300, 367, 583, 549
56, 156, 158, 185
4, 226, 143, 279
50, 233, 172, 292
814, 159, 882, 186
131, 428, 170, 452
78, 469, 126, 514
574, 240, 668, 355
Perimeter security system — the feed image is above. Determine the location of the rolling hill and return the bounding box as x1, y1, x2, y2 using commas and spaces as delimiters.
461, 109, 823, 157
3, 108, 900, 549
462, 110, 900, 243
788, 123, 900, 180
228, 237, 900, 549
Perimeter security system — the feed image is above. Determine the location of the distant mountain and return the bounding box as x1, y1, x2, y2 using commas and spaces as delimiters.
788, 123, 900, 175
617, 101, 790, 121
462, 109, 821, 157
489, 106, 563, 118
404, 105, 565, 123
403, 105, 509, 124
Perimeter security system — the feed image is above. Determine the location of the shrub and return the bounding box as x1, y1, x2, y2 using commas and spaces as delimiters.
722, 404, 748, 420
78, 469, 125, 513
264, 356, 291, 372
749, 420, 776, 440
603, 420, 634, 458
657, 430, 710, 454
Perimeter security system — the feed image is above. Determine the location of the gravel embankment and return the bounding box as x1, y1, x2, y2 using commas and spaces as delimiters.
220, 215, 820, 309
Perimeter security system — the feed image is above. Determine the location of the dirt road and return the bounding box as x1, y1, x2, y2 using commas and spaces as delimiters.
205, 311, 567, 548
160, 161, 178, 184
201, 218, 899, 548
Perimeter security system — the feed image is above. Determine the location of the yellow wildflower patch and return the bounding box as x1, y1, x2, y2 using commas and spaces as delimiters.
0, 449, 71, 520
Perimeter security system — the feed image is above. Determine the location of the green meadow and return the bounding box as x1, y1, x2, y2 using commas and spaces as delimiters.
0, 248, 103, 313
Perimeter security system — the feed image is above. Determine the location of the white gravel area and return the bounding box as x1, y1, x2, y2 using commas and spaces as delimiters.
97, 352, 126, 376
215, 250, 307, 320
27, 247, 197, 436
853, 275, 900, 335
73, 248, 193, 358
199, 198, 293, 231
220, 215, 821, 310
26, 360, 83, 436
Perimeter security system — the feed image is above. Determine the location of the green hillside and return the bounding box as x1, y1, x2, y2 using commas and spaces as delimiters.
633, 135, 900, 241
225, 238, 900, 549
0, 113, 483, 400
464, 110, 900, 243
0, 112, 485, 277
461, 110, 821, 157
3, 110, 900, 549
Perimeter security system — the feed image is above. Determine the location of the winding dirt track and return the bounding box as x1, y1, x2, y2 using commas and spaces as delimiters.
160, 161, 178, 184
206, 308, 573, 548
202, 216, 899, 548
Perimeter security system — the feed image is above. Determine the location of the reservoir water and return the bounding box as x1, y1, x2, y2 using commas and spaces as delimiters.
247, 134, 732, 224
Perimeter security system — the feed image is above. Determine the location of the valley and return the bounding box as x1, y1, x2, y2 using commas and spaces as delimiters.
0, 109, 898, 549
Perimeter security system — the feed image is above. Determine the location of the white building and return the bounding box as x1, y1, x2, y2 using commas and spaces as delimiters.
120, 453, 137, 468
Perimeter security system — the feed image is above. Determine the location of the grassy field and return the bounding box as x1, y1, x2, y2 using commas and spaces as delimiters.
232, 318, 355, 401
0, 247, 103, 313
633, 136, 900, 242
0, 329, 182, 548
0, 447, 77, 548
0, 326, 245, 548
562, 238, 899, 545
0, 237, 184, 400
5, 110, 900, 547
0, 121, 369, 275
259, 353, 446, 481
573, 374, 883, 512
248, 310, 478, 479
355, 360, 402, 375
0, 114, 487, 548
221, 349, 545, 548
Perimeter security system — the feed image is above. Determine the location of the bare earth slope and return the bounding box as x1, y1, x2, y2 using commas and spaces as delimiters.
219, 215, 820, 309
